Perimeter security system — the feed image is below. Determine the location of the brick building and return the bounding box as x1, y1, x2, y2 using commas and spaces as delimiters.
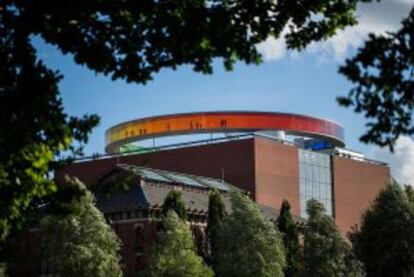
11, 161, 278, 277
11, 133, 390, 276
59, 134, 390, 234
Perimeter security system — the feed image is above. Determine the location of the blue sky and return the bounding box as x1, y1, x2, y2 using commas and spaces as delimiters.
35, 0, 414, 184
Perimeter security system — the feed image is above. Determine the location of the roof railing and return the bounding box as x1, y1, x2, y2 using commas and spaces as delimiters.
68, 132, 387, 166
72, 133, 256, 163
333, 152, 388, 166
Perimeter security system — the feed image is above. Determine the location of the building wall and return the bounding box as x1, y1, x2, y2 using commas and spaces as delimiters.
111, 219, 157, 277
8, 230, 41, 277
57, 137, 391, 235
333, 157, 390, 235
254, 137, 300, 215
9, 218, 200, 277
57, 139, 256, 197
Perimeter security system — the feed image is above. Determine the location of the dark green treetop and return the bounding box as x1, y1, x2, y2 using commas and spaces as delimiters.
206, 189, 225, 270
40, 178, 123, 277
148, 211, 213, 277
215, 190, 285, 277
162, 190, 187, 220
405, 185, 414, 203
350, 182, 414, 277
303, 199, 365, 277
277, 199, 302, 277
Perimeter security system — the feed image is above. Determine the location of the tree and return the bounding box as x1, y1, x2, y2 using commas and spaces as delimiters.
349, 183, 414, 277
162, 190, 187, 220
405, 185, 414, 203
215, 190, 285, 277
0, 21, 99, 240
303, 199, 364, 277
277, 200, 302, 277
148, 211, 213, 277
205, 189, 225, 269
338, 7, 414, 150
0, 263, 5, 277
2, 0, 362, 83
0, 0, 370, 240
40, 178, 123, 277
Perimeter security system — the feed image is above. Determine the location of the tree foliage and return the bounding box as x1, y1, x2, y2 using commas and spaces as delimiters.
0, 263, 5, 277
0, 17, 99, 239
338, 7, 414, 150
215, 190, 285, 277
405, 185, 414, 203
350, 183, 414, 277
40, 178, 123, 277
2, 0, 362, 83
162, 190, 187, 220
277, 200, 302, 277
206, 189, 225, 269
148, 211, 213, 277
303, 199, 365, 277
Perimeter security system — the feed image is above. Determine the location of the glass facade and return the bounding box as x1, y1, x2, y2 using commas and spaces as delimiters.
299, 149, 333, 217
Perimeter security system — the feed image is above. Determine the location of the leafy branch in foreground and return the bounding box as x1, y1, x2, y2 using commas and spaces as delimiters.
338, 7, 414, 150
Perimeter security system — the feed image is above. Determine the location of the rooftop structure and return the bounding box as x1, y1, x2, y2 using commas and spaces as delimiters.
105, 111, 345, 153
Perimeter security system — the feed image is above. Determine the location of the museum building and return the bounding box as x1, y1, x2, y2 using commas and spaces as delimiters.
11, 111, 390, 276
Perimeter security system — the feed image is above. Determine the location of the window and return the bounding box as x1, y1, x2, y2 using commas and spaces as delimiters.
134, 224, 144, 256
299, 149, 333, 217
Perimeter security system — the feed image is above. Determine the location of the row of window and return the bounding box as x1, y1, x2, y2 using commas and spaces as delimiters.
299, 163, 332, 184
300, 182, 332, 201
299, 150, 330, 168
298, 149, 334, 217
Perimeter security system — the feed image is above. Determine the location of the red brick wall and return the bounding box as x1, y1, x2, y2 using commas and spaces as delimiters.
333, 157, 390, 235
112, 220, 205, 277
56, 137, 391, 236
8, 230, 41, 277
112, 220, 157, 277
254, 137, 300, 214
9, 219, 181, 277
56, 139, 256, 196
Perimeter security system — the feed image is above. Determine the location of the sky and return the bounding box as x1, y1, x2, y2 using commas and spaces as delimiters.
35, 0, 413, 185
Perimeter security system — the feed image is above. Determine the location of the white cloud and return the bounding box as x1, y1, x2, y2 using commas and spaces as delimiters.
307, 14, 392, 60
256, 36, 287, 61
257, 0, 412, 61
370, 136, 414, 186
308, 0, 411, 60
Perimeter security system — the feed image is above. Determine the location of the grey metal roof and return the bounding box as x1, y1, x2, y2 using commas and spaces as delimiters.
116, 164, 232, 191
141, 184, 230, 213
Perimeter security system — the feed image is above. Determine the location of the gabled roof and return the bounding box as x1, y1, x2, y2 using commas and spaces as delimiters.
95, 180, 149, 213
94, 164, 280, 221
